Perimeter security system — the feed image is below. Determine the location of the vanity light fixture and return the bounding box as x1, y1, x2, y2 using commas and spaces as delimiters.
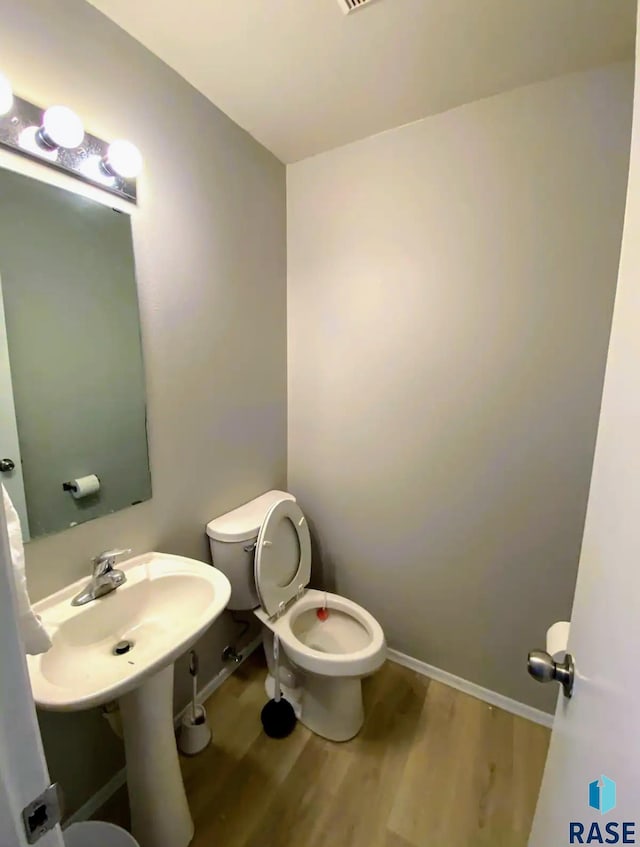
0, 72, 13, 116
0, 70, 141, 203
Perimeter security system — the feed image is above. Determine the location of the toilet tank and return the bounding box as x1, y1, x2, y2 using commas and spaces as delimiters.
206, 490, 295, 610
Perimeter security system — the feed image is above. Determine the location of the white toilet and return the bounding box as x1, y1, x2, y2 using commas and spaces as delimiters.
206, 490, 386, 741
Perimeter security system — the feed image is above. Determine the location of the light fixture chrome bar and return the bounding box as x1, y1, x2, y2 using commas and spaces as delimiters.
0, 94, 138, 203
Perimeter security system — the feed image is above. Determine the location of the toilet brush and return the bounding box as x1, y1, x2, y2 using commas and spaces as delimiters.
178, 650, 212, 756
261, 634, 297, 739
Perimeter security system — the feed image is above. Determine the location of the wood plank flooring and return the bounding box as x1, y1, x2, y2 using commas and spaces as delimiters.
96, 651, 550, 847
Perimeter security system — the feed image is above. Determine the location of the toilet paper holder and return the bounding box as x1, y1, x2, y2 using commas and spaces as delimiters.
62, 474, 101, 499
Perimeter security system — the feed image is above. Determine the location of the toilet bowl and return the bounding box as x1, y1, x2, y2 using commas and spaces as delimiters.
206, 490, 386, 742
257, 588, 385, 741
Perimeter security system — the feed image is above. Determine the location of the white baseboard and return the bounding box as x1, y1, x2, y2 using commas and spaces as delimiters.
64, 635, 262, 828
63, 769, 128, 830
387, 648, 554, 729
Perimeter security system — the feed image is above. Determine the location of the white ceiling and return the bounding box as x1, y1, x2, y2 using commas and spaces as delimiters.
87, 0, 635, 163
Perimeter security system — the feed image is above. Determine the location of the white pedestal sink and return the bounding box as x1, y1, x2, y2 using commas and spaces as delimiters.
26, 552, 231, 847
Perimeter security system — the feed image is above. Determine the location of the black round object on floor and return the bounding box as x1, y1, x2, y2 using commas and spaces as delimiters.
261, 696, 297, 739
262, 633, 297, 738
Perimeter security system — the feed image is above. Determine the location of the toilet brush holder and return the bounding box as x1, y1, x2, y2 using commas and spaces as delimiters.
178, 705, 211, 756
178, 650, 211, 756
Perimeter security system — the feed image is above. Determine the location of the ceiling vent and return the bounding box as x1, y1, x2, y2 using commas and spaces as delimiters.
336, 0, 375, 14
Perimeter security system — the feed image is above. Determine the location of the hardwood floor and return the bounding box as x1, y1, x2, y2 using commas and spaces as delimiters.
96, 651, 550, 847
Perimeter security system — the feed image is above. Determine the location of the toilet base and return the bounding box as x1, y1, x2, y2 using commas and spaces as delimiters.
300, 672, 364, 742
265, 671, 364, 742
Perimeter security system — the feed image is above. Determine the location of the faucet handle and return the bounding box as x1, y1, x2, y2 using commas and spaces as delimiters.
92, 548, 132, 576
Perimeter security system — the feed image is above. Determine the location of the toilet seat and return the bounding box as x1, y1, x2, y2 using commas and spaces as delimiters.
255, 498, 311, 618
256, 589, 386, 678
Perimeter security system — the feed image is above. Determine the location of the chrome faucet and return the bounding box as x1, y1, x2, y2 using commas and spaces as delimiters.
71, 548, 132, 607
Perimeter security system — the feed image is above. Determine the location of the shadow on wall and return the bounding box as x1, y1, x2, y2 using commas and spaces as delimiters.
308, 517, 337, 595
37, 707, 124, 820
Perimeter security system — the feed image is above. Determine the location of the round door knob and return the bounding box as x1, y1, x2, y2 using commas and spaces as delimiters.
0, 458, 15, 472
527, 649, 575, 698
527, 650, 556, 683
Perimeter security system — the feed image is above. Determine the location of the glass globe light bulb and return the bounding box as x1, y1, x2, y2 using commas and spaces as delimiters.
104, 140, 143, 179
41, 105, 84, 149
79, 154, 116, 187
18, 126, 58, 162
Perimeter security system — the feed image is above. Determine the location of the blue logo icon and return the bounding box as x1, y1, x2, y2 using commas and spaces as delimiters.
589, 776, 617, 816
569, 776, 633, 843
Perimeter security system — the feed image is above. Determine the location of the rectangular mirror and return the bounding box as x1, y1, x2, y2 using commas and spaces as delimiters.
0, 167, 151, 540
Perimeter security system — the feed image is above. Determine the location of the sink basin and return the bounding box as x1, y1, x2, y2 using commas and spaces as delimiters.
26, 552, 231, 847
27, 552, 230, 711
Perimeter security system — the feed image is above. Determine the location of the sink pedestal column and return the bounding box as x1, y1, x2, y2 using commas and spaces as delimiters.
119, 665, 194, 847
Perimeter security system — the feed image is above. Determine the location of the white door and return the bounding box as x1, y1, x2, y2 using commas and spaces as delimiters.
0, 500, 63, 847
0, 273, 30, 538
529, 18, 640, 846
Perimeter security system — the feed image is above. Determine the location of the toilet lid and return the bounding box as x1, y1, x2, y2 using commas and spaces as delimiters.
255, 498, 311, 618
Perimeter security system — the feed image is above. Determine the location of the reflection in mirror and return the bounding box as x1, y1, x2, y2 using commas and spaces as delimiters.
0, 167, 151, 540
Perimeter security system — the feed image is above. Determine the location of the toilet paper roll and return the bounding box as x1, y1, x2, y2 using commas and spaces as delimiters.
546, 621, 570, 660
65, 474, 100, 499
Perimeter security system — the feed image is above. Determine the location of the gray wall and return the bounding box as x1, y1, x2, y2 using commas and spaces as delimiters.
287, 63, 633, 712
1, 0, 285, 818
0, 171, 151, 538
